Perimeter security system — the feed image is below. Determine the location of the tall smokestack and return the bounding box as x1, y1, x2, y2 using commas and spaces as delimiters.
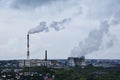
27, 34, 30, 60
45, 50, 47, 61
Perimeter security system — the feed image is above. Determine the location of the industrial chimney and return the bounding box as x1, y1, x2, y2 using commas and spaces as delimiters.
45, 50, 47, 61
27, 34, 30, 60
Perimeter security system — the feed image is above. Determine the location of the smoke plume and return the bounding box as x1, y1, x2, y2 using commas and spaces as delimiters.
50, 18, 71, 31
71, 21, 110, 57
28, 18, 71, 34
28, 21, 49, 34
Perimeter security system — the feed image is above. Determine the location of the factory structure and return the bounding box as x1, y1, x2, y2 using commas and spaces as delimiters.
0, 34, 114, 68
1, 56, 120, 68
27, 34, 30, 60
0, 34, 120, 68
22, 39, 86, 67
20, 34, 120, 68
25, 34, 86, 68
18, 57, 86, 68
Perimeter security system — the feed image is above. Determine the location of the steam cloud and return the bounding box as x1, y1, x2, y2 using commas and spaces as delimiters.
28, 18, 71, 34
71, 21, 110, 57
50, 18, 71, 31
28, 22, 49, 34
71, 13, 120, 57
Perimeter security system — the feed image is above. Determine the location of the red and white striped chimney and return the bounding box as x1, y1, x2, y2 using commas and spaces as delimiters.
27, 34, 30, 60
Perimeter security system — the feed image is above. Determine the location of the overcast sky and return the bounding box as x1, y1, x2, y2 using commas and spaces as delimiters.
0, 0, 120, 60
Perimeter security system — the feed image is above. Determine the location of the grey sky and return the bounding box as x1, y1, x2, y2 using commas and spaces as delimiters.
0, 0, 120, 60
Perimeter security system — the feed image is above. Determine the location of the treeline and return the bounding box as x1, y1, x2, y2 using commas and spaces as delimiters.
0, 65, 120, 80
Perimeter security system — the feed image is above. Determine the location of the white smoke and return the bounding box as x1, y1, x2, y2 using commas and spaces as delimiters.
28, 22, 49, 34
28, 18, 71, 34
71, 11, 120, 57
71, 20, 110, 57
99, 33, 115, 50
50, 18, 71, 31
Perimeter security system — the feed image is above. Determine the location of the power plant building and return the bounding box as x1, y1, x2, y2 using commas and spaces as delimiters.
67, 56, 86, 67
18, 56, 86, 68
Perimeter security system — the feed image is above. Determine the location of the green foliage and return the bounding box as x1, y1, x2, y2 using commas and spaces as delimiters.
0, 66, 120, 80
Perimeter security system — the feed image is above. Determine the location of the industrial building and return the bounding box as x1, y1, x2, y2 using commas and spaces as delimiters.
18, 57, 85, 68
67, 56, 86, 67
0, 58, 120, 68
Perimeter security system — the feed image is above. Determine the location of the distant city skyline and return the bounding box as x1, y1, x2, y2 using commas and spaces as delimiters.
0, 0, 120, 60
